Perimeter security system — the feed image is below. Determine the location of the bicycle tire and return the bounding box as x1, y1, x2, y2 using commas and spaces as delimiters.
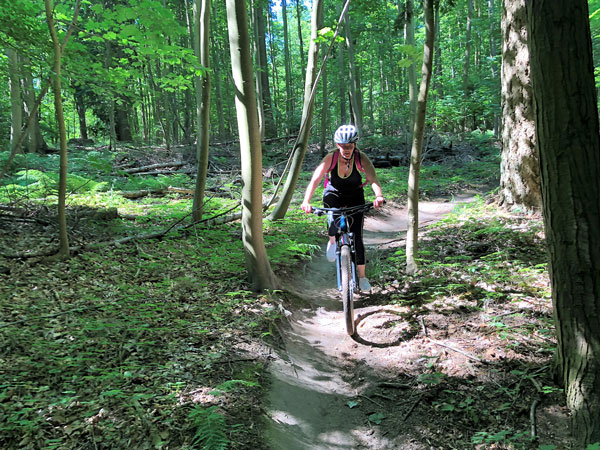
340, 245, 355, 335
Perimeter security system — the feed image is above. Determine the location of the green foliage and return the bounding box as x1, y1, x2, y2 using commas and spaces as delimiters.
188, 406, 229, 450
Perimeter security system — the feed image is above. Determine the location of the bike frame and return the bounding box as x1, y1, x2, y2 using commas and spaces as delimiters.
311, 203, 373, 293
333, 215, 358, 293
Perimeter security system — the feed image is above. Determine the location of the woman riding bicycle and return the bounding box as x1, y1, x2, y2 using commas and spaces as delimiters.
301, 124, 385, 292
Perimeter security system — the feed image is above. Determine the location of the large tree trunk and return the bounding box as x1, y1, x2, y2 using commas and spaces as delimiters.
499, 0, 541, 211
269, 0, 324, 220
192, 0, 211, 222
406, 0, 434, 275
528, 0, 600, 444
226, 0, 278, 291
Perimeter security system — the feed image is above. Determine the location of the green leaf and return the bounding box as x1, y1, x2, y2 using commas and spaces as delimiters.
368, 412, 385, 424
346, 400, 359, 409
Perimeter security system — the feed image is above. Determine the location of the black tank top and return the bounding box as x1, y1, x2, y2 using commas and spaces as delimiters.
323, 153, 364, 199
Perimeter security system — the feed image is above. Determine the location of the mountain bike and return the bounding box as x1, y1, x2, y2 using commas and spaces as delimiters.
310, 203, 376, 336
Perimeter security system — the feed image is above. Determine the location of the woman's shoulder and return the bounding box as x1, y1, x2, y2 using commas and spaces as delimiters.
323, 150, 337, 164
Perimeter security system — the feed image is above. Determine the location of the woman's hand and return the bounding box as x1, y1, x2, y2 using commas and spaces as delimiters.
373, 196, 385, 209
301, 202, 312, 213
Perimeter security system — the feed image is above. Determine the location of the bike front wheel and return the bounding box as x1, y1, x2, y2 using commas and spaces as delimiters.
340, 245, 355, 335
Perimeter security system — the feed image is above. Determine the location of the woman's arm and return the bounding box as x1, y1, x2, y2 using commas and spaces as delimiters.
301, 153, 333, 212
360, 152, 385, 207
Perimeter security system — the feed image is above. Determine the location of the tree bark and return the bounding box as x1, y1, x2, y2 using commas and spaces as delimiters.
528, 0, 600, 444
463, 0, 473, 131
406, 0, 434, 275
20, 56, 48, 154
404, 0, 417, 153
6, 48, 22, 151
73, 85, 89, 140
282, 0, 293, 133
499, 0, 541, 211
192, 0, 212, 222
345, 16, 363, 134
338, 40, 346, 124
319, 59, 328, 157
295, 0, 305, 78
44, 0, 81, 258
226, 0, 278, 291
255, 1, 276, 138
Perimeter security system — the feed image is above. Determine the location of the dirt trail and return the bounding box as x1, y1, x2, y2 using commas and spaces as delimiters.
264, 195, 476, 450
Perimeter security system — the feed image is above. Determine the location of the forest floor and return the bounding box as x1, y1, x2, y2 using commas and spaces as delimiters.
264, 195, 575, 450
0, 140, 577, 449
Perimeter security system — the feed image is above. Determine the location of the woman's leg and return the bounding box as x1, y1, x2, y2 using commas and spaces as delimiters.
357, 264, 366, 278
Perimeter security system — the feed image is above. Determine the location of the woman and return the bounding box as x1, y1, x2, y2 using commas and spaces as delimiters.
301, 125, 385, 292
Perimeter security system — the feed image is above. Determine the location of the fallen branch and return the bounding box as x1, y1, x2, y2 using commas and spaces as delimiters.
359, 394, 384, 408
121, 186, 195, 199
530, 399, 539, 439
378, 382, 412, 389
402, 394, 422, 421
130, 168, 195, 176
123, 161, 186, 174
427, 337, 488, 364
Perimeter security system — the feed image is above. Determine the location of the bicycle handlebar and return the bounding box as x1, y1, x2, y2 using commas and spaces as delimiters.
310, 201, 384, 216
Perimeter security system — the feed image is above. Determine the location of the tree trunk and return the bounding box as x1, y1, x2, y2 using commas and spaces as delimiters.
295, 0, 305, 78
499, 0, 541, 211
404, 0, 417, 154
282, 0, 293, 133
489, 0, 499, 138
192, 0, 211, 223
345, 16, 363, 134
320, 59, 328, 157
104, 37, 118, 150
528, 0, 600, 444
462, 0, 473, 131
269, 0, 324, 221
338, 41, 346, 124
251, 1, 266, 139
253, 0, 276, 138
20, 56, 48, 154
433, 0, 443, 99
73, 86, 88, 140
267, 10, 280, 135
211, 29, 227, 139
406, 0, 434, 275
45, 0, 81, 258
226, 0, 278, 291
6, 48, 22, 151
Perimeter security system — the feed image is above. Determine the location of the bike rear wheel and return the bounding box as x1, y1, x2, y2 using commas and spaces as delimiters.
340, 245, 355, 335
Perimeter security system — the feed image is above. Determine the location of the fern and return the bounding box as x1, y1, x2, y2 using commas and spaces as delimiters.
188, 406, 229, 450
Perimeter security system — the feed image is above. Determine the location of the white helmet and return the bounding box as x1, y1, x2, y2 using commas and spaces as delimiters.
334, 125, 359, 144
